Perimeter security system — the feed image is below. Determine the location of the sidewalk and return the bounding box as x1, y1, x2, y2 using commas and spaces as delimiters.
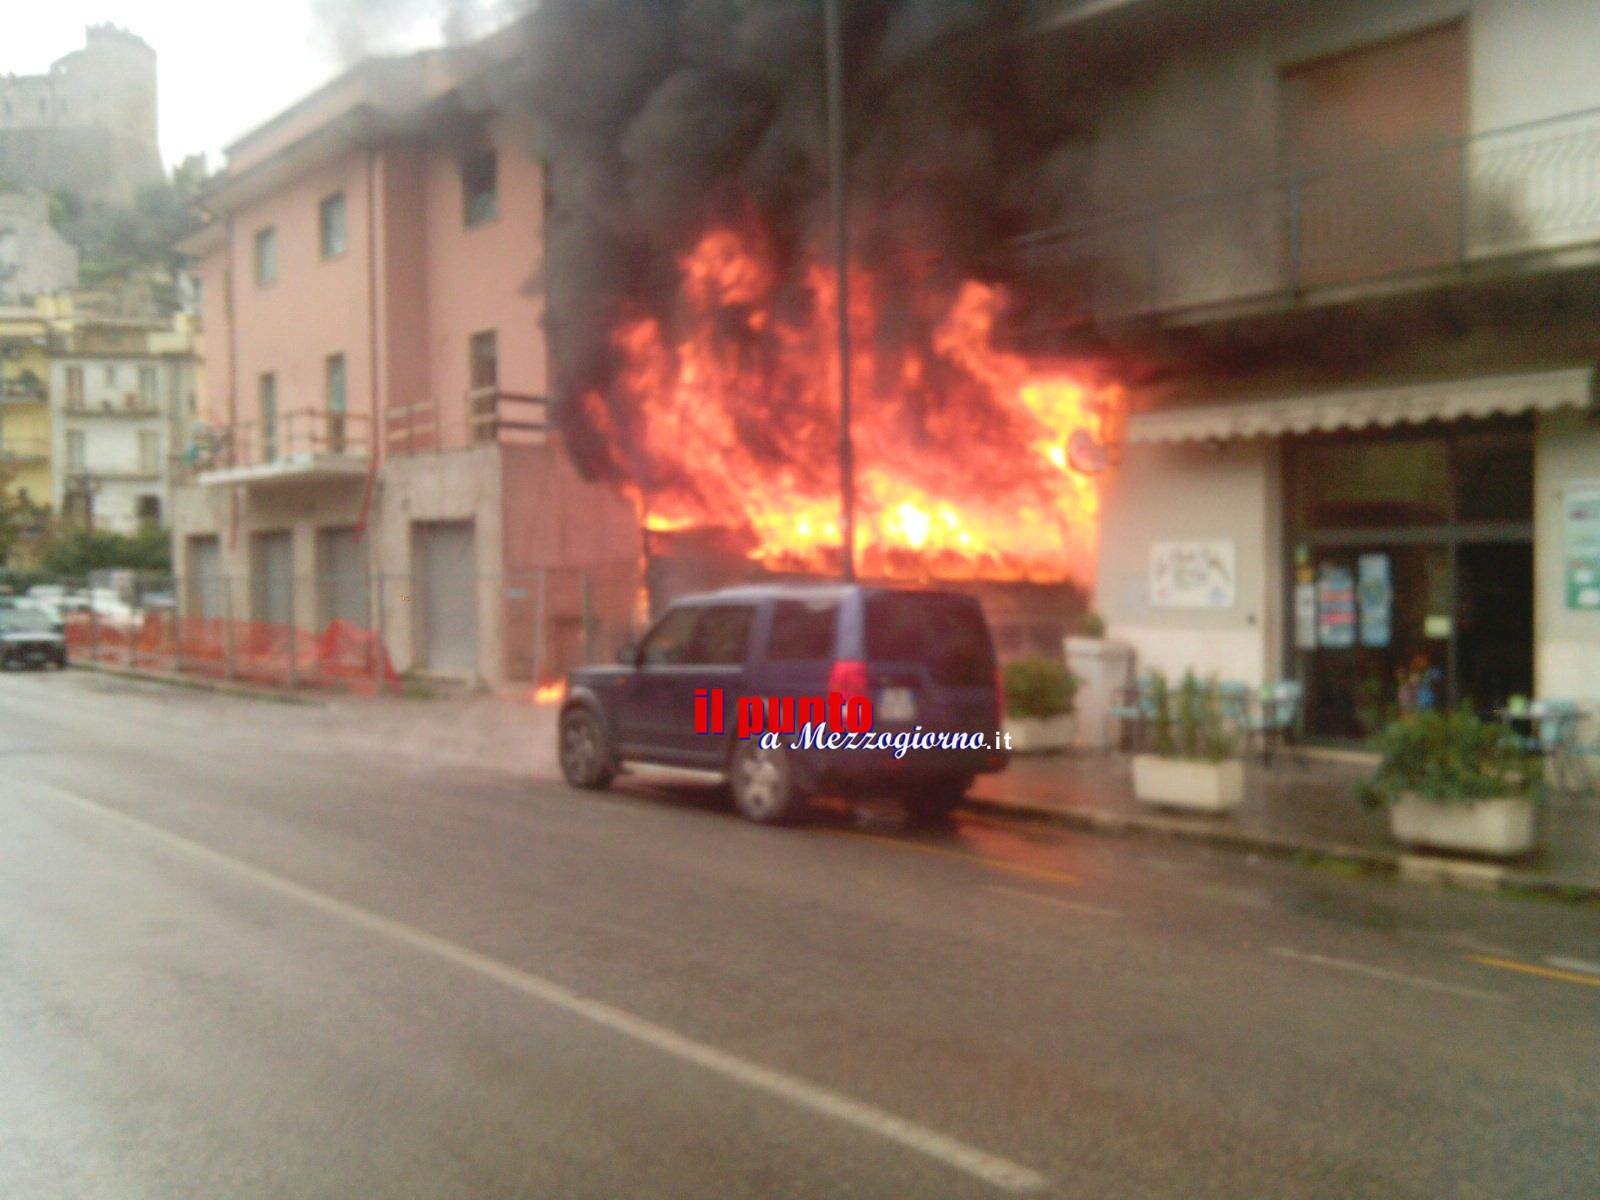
970, 750, 1600, 899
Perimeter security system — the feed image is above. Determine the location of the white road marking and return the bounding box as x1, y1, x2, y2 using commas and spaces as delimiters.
1270, 947, 1507, 1004
988, 884, 1122, 919
1544, 956, 1600, 978
34, 784, 1047, 1195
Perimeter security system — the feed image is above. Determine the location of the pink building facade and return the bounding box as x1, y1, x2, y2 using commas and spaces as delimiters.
173, 38, 640, 686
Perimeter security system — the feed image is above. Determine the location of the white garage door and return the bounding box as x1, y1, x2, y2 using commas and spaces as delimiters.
412, 520, 478, 678
188, 535, 223, 619
250, 531, 294, 627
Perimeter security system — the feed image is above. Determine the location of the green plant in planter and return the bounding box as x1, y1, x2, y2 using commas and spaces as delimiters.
1362, 707, 1541, 808
1075, 611, 1107, 639
1143, 670, 1238, 762
1002, 657, 1078, 720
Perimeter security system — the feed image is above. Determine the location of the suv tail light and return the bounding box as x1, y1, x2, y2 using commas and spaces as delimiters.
828, 659, 870, 699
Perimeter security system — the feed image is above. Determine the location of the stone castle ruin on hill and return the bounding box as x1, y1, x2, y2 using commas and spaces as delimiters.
0, 25, 162, 206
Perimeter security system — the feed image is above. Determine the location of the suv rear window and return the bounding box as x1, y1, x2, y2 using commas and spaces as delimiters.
767, 599, 838, 661
864, 592, 995, 686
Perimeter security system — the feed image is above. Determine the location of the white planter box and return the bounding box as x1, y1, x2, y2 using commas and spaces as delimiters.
1389, 794, 1536, 857
1004, 714, 1075, 753
1132, 754, 1245, 813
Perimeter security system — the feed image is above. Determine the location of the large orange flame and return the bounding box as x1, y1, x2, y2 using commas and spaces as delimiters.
591, 227, 1120, 584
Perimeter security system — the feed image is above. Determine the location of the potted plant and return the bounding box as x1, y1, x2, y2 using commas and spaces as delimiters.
1363, 707, 1541, 857
1001, 656, 1078, 753
1132, 671, 1245, 812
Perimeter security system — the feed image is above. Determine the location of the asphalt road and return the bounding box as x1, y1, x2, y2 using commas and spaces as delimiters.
2, 670, 1597, 1199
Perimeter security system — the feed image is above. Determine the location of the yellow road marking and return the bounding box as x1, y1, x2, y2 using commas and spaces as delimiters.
833, 828, 1082, 887
1469, 955, 1600, 989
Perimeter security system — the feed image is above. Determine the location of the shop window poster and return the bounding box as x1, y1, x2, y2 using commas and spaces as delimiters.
1317, 563, 1357, 649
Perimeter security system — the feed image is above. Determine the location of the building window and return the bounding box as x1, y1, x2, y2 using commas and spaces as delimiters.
65, 365, 84, 406
254, 226, 277, 286
1281, 21, 1466, 287
138, 365, 158, 408
319, 192, 347, 258
462, 150, 498, 227
66, 430, 85, 472
259, 372, 278, 461
139, 430, 161, 474
103, 364, 117, 389
136, 495, 162, 526
469, 330, 498, 391
325, 353, 347, 452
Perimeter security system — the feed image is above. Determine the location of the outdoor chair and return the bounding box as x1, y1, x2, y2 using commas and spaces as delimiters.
1243, 680, 1303, 765
1107, 676, 1159, 753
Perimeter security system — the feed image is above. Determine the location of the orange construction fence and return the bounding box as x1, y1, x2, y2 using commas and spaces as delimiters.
65, 613, 399, 694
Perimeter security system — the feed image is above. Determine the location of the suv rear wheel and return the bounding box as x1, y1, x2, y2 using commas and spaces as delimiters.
728, 739, 806, 824
559, 706, 616, 790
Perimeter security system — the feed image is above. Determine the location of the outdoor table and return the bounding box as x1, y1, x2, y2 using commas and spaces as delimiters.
1497, 704, 1596, 799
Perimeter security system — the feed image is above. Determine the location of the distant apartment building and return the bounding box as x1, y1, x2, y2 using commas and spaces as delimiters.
0, 296, 194, 538
51, 312, 196, 532
1025, 0, 1600, 736
172, 26, 639, 686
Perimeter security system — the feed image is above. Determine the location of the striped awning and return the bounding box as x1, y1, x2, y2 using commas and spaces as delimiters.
1126, 367, 1595, 445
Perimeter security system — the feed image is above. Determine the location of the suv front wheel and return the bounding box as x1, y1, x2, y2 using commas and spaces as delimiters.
728, 739, 806, 824
559, 705, 616, 790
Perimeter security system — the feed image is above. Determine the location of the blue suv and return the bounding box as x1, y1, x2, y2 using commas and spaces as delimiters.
558, 584, 1009, 823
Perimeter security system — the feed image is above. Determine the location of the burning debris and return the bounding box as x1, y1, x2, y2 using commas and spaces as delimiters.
513, 0, 1119, 583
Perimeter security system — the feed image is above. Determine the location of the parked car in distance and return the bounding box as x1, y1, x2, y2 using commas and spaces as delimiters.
559, 584, 1008, 824
0, 605, 68, 670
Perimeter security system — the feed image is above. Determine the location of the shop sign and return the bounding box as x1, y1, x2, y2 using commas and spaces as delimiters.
1316, 563, 1356, 649
1565, 483, 1600, 611
1358, 553, 1392, 648
1149, 540, 1236, 609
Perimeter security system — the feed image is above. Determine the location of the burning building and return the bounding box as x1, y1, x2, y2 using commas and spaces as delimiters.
170, 3, 1127, 687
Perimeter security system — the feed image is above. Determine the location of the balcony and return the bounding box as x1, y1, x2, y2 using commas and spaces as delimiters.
1019, 105, 1600, 324
189, 409, 372, 488
384, 387, 549, 456
0, 437, 50, 466
63, 396, 164, 417
0, 378, 46, 406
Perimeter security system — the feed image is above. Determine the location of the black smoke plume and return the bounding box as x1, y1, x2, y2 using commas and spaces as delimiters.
504, 0, 1090, 480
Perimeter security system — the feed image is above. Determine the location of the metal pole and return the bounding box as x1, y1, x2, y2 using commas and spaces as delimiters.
825, 0, 855, 581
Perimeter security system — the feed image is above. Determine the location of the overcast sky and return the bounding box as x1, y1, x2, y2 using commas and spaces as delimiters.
4, 2, 473, 171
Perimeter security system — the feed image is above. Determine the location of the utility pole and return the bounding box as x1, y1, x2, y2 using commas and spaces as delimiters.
824, 0, 855, 581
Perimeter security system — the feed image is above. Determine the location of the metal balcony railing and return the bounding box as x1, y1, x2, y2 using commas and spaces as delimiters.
185, 408, 372, 476
1018, 104, 1600, 319
385, 388, 549, 456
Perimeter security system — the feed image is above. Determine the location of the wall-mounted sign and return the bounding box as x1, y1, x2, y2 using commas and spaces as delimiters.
1358, 553, 1392, 648
1316, 563, 1356, 649
1564, 483, 1600, 611
1149, 540, 1236, 609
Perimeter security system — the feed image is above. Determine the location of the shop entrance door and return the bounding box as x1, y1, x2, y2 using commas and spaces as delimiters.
1287, 420, 1533, 740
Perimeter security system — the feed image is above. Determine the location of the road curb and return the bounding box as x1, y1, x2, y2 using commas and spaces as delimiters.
964, 795, 1600, 903
70, 661, 323, 706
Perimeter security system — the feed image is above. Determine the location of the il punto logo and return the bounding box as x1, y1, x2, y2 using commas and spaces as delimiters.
694, 686, 873, 739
